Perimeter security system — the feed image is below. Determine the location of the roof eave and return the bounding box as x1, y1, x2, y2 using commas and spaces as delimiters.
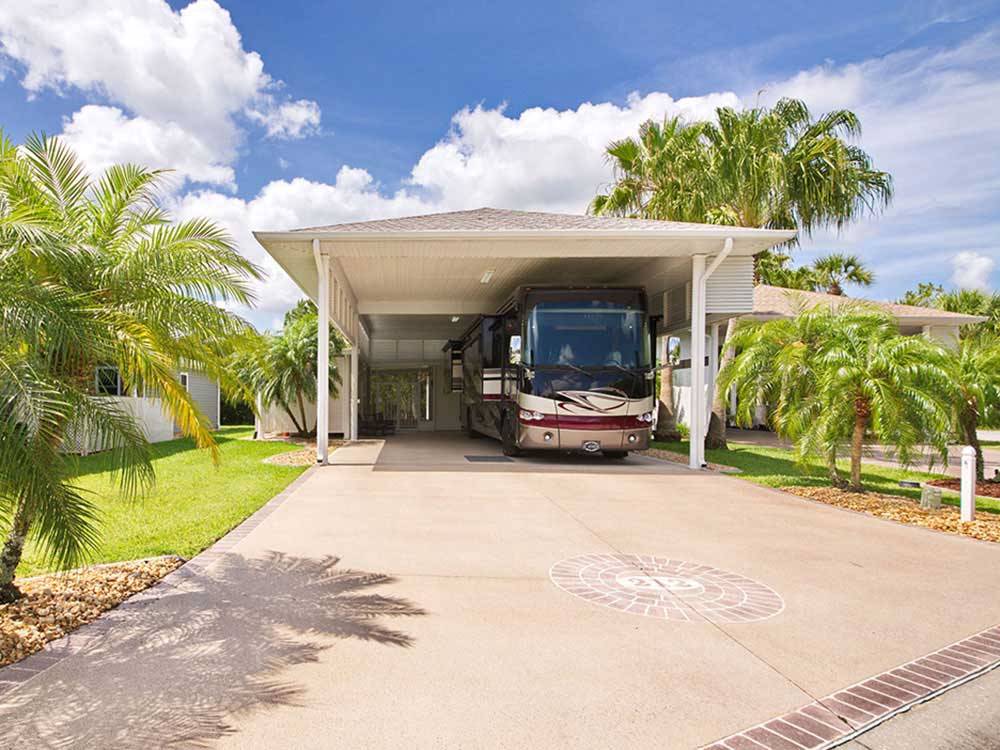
253, 228, 798, 244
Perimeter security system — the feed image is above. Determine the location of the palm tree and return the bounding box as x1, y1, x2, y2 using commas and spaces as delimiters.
231, 302, 344, 437
810, 253, 874, 296
719, 305, 954, 491
589, 116, 710, 221
951, 334, 1000, 480
756, 251, 820, 291
592, 98, 892, 450
937, 289, 1000, 339
0, 133, 259, 602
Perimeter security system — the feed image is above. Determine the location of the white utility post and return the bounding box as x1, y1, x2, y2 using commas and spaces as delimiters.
961, 445, 976, 522
350, 347, 359, 441
313, 239, 330, 465
708, 322, 720, 435
689, 254, 706, 469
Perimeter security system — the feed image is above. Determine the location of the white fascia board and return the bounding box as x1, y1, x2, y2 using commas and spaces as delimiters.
253, 228, 797, 245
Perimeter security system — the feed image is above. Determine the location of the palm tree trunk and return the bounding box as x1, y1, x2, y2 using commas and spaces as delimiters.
850, 405, 869, 491
0, 499, 33, 604
282, 404, 303, 435
654, 364, 680, 441
706, 324, 736, 450
827, 446, 846, 488
295, 389, 310, 437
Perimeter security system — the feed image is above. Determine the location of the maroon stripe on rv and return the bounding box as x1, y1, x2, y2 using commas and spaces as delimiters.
520, 414, 648, 430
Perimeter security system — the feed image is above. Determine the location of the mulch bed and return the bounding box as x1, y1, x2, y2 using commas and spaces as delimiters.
785, 486, 1000, 544
0, 556, 183, 669
927, 477, 1000, 498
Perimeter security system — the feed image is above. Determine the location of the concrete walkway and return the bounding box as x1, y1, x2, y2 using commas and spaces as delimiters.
2, 432, 1000, 748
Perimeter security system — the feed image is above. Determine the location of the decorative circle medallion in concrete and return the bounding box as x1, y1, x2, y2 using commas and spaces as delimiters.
549, 553, 783, 623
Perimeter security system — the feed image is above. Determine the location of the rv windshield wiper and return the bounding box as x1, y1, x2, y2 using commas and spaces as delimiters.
557, 362, 594, 378
607, 362, 640, 383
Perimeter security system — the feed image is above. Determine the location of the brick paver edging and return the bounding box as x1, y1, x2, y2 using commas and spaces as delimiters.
701, 624, 1000, 750
0, 465, 317, 697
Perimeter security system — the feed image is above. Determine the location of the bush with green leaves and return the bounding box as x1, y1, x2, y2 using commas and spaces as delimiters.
719, 304, 955, 491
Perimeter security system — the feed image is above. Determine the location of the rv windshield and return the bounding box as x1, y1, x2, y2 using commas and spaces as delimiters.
524, 294, 650, 369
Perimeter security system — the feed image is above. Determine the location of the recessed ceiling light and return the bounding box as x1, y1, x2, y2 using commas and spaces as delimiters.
479, 269, 495, 284
451, 315, 460, 323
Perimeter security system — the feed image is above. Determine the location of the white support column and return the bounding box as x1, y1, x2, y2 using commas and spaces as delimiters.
350, 347, 359, 441
689, 254, 706, 469
314, 240, 330, 465
707, 322, 720, 433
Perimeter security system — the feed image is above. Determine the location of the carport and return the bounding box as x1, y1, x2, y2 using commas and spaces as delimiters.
253, 207, 794, 468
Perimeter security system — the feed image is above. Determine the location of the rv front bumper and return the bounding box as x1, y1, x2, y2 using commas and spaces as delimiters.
518, 424, 650, 452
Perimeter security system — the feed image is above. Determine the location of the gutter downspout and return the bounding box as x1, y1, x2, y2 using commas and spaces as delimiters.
691, 237, 733, 469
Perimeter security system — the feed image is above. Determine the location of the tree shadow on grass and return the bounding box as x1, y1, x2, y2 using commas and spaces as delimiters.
0, 551, 425, 748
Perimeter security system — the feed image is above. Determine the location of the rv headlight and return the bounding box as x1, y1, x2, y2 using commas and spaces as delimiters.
636, 412, 654, 423
519, 409, 545, 422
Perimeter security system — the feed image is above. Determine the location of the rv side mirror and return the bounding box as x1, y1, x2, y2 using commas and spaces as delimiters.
509, 335, 522, 365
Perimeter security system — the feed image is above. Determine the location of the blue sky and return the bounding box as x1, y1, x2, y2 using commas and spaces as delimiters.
1, 0, 998, 329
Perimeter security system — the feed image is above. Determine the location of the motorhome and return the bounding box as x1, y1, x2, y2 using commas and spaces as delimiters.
455, 286, 655, 457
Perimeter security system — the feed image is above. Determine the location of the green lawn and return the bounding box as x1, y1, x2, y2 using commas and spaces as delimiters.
20, 426, 307, 577
651, 439, 1000, 514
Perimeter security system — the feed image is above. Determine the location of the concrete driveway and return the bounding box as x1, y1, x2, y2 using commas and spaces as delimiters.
2, 432, 1000, 749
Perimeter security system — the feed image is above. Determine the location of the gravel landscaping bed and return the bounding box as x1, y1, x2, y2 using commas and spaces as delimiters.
928, 477, 1000, 498
262, 440, 344, 466
785, 486, 1000, 544
263, 448, 318, 466
639, 447, 738, 473
0, 556, 183, 668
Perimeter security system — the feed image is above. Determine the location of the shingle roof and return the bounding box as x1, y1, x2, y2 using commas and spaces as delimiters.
290, 207, 788, 235
753, 285, 985, 324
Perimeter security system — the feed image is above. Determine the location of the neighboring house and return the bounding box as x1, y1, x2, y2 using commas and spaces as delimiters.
76, 365, 220, 451
667, 284, 986, 429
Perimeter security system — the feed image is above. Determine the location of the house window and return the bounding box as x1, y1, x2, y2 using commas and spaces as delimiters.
95, 366, 122, 396
179, 372, 189, 391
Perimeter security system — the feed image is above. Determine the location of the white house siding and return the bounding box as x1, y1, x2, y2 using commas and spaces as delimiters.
67, 396, 176, 454
705, 255, 756, 314
259, 392, 348, 436
183, 370, 220, 429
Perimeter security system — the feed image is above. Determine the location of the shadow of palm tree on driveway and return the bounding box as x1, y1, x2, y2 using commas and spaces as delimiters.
0, 551, 424, 748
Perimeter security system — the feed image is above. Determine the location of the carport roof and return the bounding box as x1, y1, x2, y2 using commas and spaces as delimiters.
253, 207, 796, 344
286, 207, 791, 237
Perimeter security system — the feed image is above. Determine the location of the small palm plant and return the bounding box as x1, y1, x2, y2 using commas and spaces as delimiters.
720, 304, 955, 491
0, 133, 259, 602
951, 334, 1000, 480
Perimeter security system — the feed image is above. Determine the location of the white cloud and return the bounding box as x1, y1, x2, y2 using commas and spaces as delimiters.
766, 29, 1000, 301
0, 0, 320, 186
60, 105, 235, 187
951, 250, 996, 291
248, 99, 321, 139
409, 93, 738, 213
